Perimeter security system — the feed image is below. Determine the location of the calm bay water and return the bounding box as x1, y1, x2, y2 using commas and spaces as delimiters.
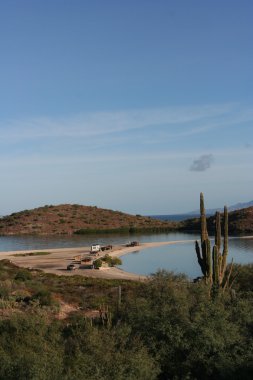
0, 232, 252, 279
120, 236, 253, 279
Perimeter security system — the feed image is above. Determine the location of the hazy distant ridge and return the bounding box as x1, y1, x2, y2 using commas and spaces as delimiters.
187, 200, 253, 215
151, 200, 253, 222
150, 200, 253, 221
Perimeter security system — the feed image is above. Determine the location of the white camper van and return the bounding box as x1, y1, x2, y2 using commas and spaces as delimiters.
90, 244, 101, 254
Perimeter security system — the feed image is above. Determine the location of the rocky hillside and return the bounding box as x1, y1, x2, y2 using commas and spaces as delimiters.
0, 204, 178, 235
179, 206, 253, 234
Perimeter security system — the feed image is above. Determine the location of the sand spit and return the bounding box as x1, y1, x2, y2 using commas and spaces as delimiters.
1, 236, 251, 280
0, 240, 195, 281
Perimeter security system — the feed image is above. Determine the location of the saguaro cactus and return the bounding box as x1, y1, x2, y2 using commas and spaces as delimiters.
195, 193, 212, 284
195, 194, 231, 289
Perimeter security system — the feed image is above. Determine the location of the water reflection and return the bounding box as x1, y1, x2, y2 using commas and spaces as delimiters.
230, 236, 253, 252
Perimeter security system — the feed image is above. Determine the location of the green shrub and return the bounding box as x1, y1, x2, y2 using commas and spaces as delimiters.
0, 285, 10, 300
32, 289, 54, 307
15, 270, 32, 282
94, 259, 102, 269
233, 263, 253, 292
102, 254, 122, 267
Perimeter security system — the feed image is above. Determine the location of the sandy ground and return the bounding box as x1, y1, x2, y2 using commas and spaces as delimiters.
0, 240, 196, 281
1, 236, 252, 281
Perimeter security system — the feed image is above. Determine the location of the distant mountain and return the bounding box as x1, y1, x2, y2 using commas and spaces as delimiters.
150, 201, 253, 221
187, 200, 253, 216
228, 200, 253, 211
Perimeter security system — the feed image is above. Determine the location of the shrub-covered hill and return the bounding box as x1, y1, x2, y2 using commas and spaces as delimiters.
179, 206, 253, 234
0, 204, 178, 235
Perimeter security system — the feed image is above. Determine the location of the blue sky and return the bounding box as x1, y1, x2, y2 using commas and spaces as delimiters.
0, 0, 252, 215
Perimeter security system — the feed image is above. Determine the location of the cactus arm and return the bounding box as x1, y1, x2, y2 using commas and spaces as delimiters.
221, 206, 228, 280
201, 240, 207, 269
212, 245, 219, 285
206, 239, 212, 283
195, 240, 205, 275
200, 192, 208, 243
215, 212, 221, 253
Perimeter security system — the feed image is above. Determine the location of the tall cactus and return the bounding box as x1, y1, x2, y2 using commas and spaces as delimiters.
195, 192, 212, 284
195, 194, 230, 289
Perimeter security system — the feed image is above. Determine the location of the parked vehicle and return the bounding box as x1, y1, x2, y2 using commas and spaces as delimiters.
126, 241, 140, 247
90, 244, 101, 254
67, 264, 77, 271
101, 245, 113, 251
80, 257, 94, 269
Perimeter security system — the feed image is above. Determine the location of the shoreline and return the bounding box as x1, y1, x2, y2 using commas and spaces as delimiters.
0, 235, 252, 281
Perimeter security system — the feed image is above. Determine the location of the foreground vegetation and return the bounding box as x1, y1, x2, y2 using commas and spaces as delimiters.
0, 259, 252, 380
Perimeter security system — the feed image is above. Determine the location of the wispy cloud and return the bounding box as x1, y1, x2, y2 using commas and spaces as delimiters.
0, 103, 252, 169
0, 148, 251, 168
0, 103, 242, 143
190, 154, 214, 172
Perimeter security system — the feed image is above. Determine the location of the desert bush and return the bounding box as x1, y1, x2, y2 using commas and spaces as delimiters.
232, 263, 253, 292
102, 254, 122, 267
31, 289, 56, 307
93, 259, 102, 269
15, 269, 32, 282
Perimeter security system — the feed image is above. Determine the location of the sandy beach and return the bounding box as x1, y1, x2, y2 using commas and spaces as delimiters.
0, 240, 196, 281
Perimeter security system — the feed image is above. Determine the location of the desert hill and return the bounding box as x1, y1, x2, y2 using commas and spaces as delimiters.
179, 206, 253, 234
0, 204, 177, 236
